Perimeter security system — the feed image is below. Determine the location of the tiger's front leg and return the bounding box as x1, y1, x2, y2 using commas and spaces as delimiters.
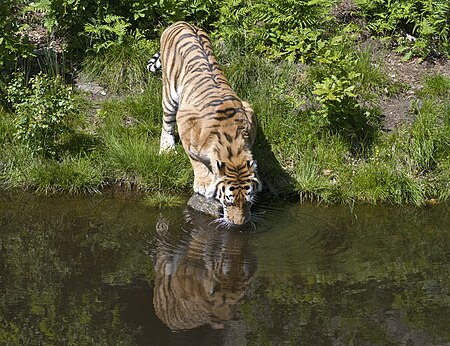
190, 159, 215, 198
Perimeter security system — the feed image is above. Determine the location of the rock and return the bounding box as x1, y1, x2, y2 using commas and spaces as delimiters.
187, 194, 223, 218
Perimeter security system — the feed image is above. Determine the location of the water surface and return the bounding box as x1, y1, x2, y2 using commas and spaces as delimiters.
1, 190, 449, 345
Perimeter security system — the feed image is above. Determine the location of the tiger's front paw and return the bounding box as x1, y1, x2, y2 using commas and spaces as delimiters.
193, 179, 206, 196
159, 132, 176, 154
194, 179, 216, 199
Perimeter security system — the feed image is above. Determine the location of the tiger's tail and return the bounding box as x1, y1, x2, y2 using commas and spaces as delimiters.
147, 51, 161, 73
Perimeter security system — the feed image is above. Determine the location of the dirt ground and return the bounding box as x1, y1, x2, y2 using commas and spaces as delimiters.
379, 52, 450, 131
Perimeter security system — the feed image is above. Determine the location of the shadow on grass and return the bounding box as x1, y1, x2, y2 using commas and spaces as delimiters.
253, 126, 296, 201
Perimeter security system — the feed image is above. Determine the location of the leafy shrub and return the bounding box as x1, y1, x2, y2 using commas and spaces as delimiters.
84, 15, 132, 54
0, 0, 33, 106
6, 73, 80, 157
0, 1, 32, 69
356, 0, 450, 59
25, 0, 221, 55
214, 0, 335, 62
82, 16, 157, 92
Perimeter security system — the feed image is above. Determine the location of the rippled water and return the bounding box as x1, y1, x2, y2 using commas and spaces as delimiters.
1, 190, 450, 345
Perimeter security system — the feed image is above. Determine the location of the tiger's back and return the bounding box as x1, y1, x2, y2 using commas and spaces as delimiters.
157, 22, 262, 226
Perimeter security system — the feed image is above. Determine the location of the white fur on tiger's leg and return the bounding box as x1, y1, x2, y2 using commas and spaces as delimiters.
159, 128, 176, 153
159, 109, 177, 153
191, 160, 214, 197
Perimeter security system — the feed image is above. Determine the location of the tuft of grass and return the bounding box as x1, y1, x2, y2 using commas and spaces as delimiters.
0, 145, 103, 193
289, 136, 352, 202
418, 74, 450, 98
101, 134, 192, 192
144, 192, 186, 208
351, 163, 424, 205
293, 158, 337, 202
0, 145, 34, 189
389, 99, 450, 175
0, 110, 14, 145
431, 163, 450, 202
353, 45, 391, 101
29, 156, 104, 194
97, 79, 162, 137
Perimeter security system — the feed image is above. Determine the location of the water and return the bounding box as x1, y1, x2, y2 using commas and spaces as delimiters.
1, 190, 450, 345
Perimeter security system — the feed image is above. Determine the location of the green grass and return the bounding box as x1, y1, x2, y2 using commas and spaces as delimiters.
216, 41, 449, 205
0, 110, 14, 154
81, 36, 158, 93
144, 192, 186, 208
0, 144, 103, 193
418, 74, 450, 98
96, 83, 192, 192
101, 134, 192, 191
28, 155, 104, 194
351, 163, 424, 205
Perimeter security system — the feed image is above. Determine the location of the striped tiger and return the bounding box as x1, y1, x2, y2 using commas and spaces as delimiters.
150, 21, 262, 226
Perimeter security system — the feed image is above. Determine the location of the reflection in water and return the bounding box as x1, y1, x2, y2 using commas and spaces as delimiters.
152, 208, 256, 331
1, 190, 450, 345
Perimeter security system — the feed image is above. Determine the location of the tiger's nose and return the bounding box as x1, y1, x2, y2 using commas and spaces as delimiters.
227, 208, 250, 225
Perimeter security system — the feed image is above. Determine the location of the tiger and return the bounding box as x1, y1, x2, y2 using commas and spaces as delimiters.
148, 21, 262, 226
153, 212, 256, 330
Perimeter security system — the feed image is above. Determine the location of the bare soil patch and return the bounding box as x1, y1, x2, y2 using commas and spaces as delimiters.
380, 52, 450, 131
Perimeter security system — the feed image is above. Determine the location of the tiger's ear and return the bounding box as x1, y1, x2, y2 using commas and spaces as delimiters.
214, 160, 226, 175
247, 160, 257, 171
242, 101, 254, 116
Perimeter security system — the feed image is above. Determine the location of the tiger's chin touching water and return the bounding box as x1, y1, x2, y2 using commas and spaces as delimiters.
148, 21, 262, 226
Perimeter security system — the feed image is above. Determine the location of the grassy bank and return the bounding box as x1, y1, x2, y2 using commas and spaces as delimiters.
1, 0, 449, 206
1, 48, 449, 205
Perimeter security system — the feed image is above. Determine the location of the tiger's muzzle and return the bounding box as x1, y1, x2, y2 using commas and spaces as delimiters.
223, 202, 251, 226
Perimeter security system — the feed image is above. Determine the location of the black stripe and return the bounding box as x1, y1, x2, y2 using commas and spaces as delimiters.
227, 146, 233, 158
224, 132, 233, 142
216, 107, 239, 115
201, 96, 238, 109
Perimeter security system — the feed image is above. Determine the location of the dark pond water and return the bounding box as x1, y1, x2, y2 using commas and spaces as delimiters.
1, 190, 450, 345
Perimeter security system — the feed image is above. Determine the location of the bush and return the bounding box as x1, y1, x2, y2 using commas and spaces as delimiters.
6, 73, 80, 157
356, 0, 450, 59
0, 0, 33, 106
0, 1, 33, 71
214, 0, 335, 62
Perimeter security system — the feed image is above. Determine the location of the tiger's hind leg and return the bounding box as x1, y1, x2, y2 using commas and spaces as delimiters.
159, 111, 176, 153
159, 86, 178, 153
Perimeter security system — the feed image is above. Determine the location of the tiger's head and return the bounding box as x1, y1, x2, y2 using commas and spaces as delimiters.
212, 159, 262, 226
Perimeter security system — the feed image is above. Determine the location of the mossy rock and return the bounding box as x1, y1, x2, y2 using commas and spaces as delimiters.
187, 194, 222, 218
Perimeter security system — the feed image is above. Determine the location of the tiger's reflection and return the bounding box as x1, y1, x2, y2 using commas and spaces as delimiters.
152, 208, 256, 331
